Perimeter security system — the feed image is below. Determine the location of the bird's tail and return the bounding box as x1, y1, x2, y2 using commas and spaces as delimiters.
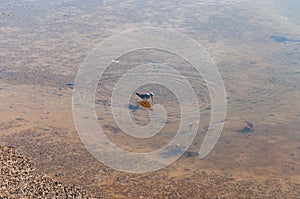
136, 92, 142, 98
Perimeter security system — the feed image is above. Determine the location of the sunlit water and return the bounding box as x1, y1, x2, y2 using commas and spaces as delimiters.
1, 0, 299, 181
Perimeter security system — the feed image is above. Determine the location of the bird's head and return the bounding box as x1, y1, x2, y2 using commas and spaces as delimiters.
149, 92, 154, 103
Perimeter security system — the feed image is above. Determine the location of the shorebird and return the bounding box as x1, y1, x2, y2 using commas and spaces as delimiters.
136, 92, 153, 103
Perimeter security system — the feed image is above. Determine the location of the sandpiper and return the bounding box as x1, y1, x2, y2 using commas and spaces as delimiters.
136, 92, 153, 103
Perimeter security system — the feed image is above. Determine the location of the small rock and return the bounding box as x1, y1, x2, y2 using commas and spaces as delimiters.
65, 83, 74, 89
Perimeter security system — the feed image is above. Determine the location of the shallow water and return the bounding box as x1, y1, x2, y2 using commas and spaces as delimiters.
1, 0, 300, 196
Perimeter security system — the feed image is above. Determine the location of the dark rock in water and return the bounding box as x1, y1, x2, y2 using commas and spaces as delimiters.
241, 121, 254, 133
271, 36, 300, 43
159, 144, 185, 158
184, 150, 198, 158
1, 12, 10, 16
103, 124, 120, 133
6, 71, 14, 76
241, 126, 253, 133
271, 36, 288, 43
96, 99, 110, 106
65, 83, 74, 89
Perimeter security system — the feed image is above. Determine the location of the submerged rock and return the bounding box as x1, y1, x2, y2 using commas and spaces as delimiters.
241, 121, 254, 133
65, 83, 74, 89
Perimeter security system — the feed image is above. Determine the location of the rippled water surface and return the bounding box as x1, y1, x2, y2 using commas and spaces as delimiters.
1, 0, 299, 196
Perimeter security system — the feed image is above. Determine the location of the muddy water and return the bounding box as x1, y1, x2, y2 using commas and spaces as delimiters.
1, 0, 300, 195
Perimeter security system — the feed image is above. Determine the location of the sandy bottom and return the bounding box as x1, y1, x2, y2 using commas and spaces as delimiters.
1, 0, 300, 198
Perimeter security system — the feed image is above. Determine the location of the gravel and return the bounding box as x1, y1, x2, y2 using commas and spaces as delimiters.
0, 145, 95, 199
